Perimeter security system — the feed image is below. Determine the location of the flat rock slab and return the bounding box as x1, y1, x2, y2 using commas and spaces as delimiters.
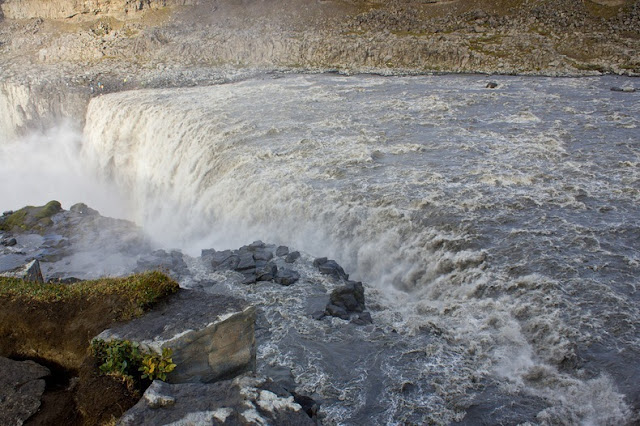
0, 356, 50, 426
97, 290, 256, 384
119, 376, 314, 426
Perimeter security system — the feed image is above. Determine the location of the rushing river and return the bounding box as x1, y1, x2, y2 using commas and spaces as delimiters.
2, 74, 640, 424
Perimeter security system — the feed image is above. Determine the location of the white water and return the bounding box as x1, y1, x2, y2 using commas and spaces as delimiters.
2, 74, 639, 424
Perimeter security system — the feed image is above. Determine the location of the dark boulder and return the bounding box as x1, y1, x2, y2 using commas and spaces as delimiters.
236, 253, 256, 271
276, 245, 289, 257
256, 262, 278, 281
285, 251, 301, 263
0, 259, 44, 283
486, 82, 498, 89
313, 257, 349, 281
330, 281, 365, 312
275, 268, 300, 286
254, 249, 274, 262
1, 237, 17, 246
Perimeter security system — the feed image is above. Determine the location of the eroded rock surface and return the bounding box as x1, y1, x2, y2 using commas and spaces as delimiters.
118, 375, 314, 426
97, 290, 256, 383
0, 357, 50, 426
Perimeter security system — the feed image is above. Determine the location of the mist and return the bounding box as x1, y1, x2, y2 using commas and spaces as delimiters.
0, 124, 130, 219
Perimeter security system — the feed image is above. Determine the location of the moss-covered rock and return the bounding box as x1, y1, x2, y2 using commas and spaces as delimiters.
0, 200, 62, 233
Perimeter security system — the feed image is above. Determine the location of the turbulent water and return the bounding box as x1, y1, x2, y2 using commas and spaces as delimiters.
3, 74, 640, 424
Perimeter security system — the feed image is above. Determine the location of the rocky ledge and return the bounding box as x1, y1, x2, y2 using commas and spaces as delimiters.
0, 201, 372, 424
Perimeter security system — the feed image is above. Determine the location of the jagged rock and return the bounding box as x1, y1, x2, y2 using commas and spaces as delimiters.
256, 262, 277, 281
325, 303, 349, 320
486, 82, 498, 88
285, 251, 301, 263
96, 290, 256, 384
330, 281, 365, 312
0, 259, 44, 282
0, 357, 50, 426
1, 237, 17, 246
276, 245, 289, 257
236, 253, 257, 271
313, 257, 349, 281
210, 250, 240, 269
275, 268, 300, 286
118, 375, 314, 426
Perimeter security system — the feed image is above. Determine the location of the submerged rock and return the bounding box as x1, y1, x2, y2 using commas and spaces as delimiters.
96, 290, 256, 384
118, 375, 314, 426
0, 357, 50, 426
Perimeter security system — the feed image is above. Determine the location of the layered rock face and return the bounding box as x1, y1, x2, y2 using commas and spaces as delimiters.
1, 0, 198, 20
96, 290, 257, 384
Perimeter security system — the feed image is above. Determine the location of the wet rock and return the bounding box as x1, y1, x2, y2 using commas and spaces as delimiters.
611, 86, 636, 92
242, 273, 257, 285
135, 249, 188, 279
69, 202, 99, 216
236, 253, 256, 271
97, 290, 256, 384
118, 375, 313, 426
285, 251, 301, 263
330, 281, 366, 312
254, 249, 274, 262
486, 82, 498, 88
1, 237, 17, 246
325, 303, 349, 320
291, 392, 320, 420
276, 245, 289, 257
0, 357, 50, 426
0, 259, 44, 283
256, 262, 278, 281
275, 268, 300, 286
313, 257, 349, 281
351, 311, 373, 326
209, 250, 239, 269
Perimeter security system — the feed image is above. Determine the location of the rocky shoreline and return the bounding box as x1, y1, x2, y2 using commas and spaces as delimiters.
0, 201, 375, 424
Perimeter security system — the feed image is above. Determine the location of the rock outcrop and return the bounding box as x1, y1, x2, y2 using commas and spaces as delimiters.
0, 259, 44, 282
118, 375, 314, 426
0, 357, 50, 426
96, 290, 257, 384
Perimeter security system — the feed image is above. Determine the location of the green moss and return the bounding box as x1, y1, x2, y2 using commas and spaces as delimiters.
0, 271, 179, 320
0, 200, 62, 232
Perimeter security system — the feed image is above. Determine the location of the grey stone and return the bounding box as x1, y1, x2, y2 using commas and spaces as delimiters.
330, 281, 365, 312
235, 253, 256, 271
317, 259, 349, 281
69, 202, 99, 215
285, 251, 301, 263
118, 375, 313, 426
276, 245, 289, 257
351, 311, 373, 326
275, 268, 300, 286
1, 237, 17, 246
0, 357, 50, 426
0, 259, 44, 283
242, 273, 257, 285
325, 303, 349, 320
486, 82, 498, 88
313, 257, 327, 267
256, 262, 278, 281
96, 290, 256, 384
254, 249, 274, 262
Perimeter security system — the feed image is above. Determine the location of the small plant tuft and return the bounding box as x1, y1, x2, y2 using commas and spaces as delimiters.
91, 339, 177, 386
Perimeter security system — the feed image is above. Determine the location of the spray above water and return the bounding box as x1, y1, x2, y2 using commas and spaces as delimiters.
0, 124, 129, 219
